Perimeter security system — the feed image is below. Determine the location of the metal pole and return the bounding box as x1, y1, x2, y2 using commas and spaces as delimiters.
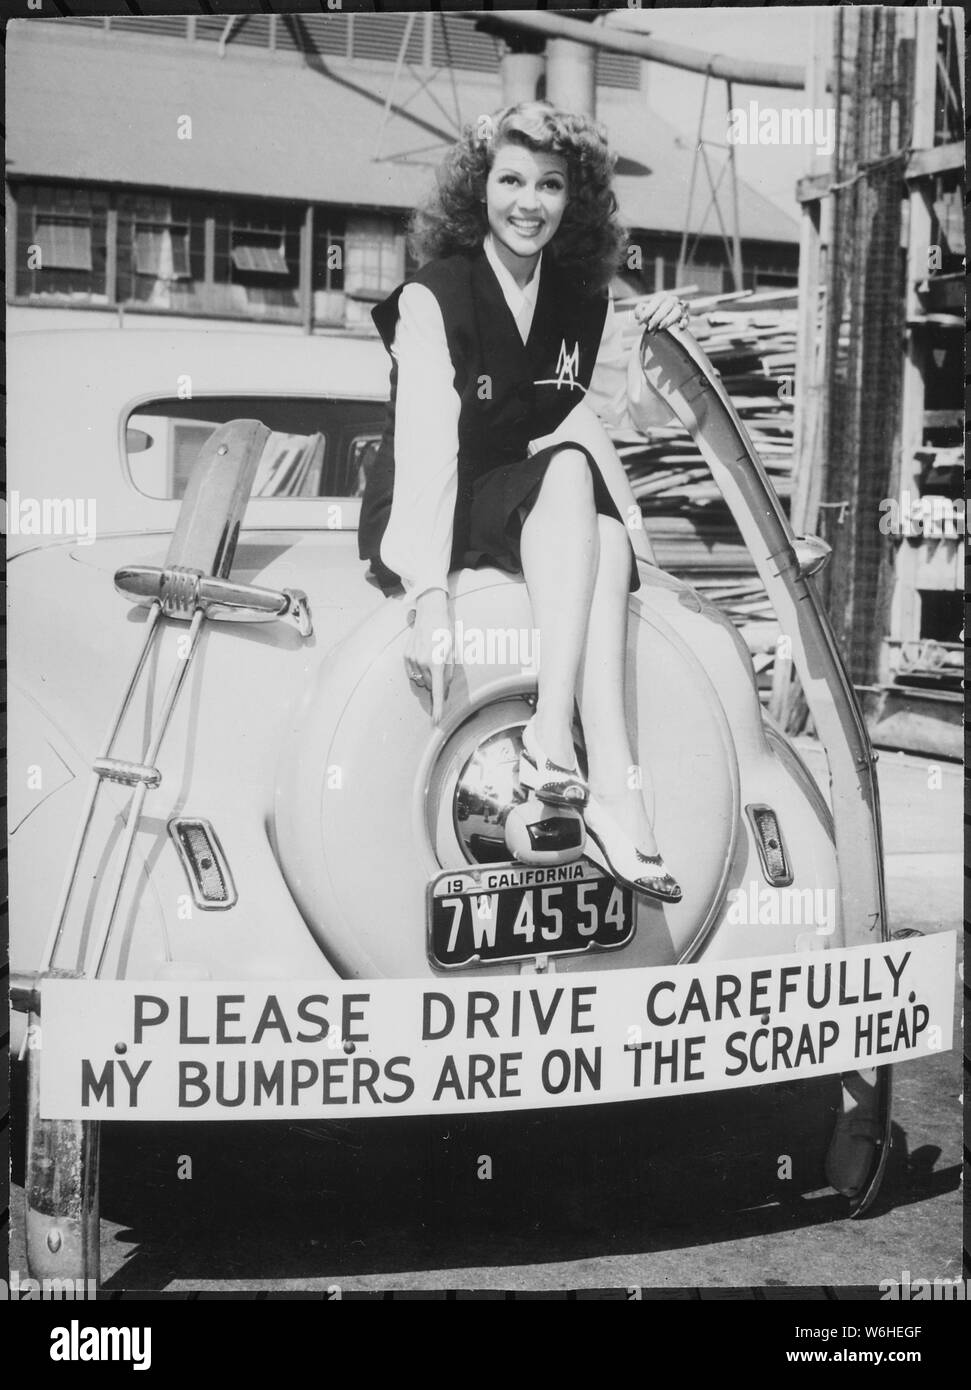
464, 11, 814, 91
676, 70, 710, 287
500, 45, 546, 105
546, 36, 596, 117
39, 606, 163, 974
90, 609, 205, 979
725, 80, 744, 291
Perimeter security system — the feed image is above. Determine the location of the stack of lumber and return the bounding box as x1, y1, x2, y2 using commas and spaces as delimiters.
614, 287, 798, 510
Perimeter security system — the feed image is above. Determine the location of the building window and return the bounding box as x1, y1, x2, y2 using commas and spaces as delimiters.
345, 226, 400, 299
34, 218, 93, 271
212, 204, 301, 318
313, 226, 346, 294
342, 214, 405, 327
11, 182, 407, 329
312, 213, 347, 326
15, 184, 108, 300
133, 226, 190, 279
117, 193, 205, 310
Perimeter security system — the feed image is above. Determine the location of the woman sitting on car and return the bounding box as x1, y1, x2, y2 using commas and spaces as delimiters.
359, 100, 689, 903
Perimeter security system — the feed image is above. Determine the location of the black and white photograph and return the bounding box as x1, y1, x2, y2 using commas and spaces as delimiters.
3, 1, 965, 1319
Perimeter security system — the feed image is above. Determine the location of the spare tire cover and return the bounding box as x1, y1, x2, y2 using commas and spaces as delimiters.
274, 567, 739, 977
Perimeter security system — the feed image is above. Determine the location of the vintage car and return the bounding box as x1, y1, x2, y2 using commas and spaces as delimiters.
8, 318, 895, 1281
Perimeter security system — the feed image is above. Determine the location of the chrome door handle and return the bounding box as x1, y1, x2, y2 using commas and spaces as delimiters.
114, 564, 313, 637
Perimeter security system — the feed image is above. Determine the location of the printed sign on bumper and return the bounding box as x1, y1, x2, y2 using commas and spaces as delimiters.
38, 935, 955, 1121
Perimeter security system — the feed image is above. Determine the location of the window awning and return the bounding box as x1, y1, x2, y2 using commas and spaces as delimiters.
231, 242, 289, 275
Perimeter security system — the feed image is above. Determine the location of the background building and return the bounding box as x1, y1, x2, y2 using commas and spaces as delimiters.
6, 14, 799, 335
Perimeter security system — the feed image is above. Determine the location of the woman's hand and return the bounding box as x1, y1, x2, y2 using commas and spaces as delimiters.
405, 588, 453, 725
634, 293, 691, 333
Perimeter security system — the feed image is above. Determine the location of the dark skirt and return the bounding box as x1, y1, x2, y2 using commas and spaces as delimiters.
364, 440, 641, 595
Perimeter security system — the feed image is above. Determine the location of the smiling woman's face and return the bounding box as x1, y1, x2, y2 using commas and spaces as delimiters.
485, 141, 569, 281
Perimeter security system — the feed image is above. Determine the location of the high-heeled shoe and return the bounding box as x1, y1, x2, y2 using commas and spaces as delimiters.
518, 718, 589, 808
582, 794, 682, 903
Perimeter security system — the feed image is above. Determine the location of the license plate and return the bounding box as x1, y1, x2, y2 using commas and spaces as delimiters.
427, 860, 635, 969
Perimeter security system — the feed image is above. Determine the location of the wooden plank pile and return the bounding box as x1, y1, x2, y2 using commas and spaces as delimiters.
614, 287, 797, 509
613, 288, 801, 691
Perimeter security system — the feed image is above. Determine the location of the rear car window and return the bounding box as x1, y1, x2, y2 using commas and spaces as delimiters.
126, 395, 386, 500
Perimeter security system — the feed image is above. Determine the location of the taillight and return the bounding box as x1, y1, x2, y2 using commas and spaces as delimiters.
168, 818, 237, 908
745, 804, 792, 886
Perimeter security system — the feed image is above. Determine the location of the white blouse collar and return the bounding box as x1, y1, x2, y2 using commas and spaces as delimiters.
483, 233, 542, 340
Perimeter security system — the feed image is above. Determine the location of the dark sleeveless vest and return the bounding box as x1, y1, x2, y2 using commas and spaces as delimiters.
358, 245, 609, 584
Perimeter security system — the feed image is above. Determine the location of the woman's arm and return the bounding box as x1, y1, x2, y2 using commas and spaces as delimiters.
379, 283, 461, 617
379, 282, 459, 722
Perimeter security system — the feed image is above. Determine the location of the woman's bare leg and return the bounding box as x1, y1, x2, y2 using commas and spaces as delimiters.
519, 448, 599, 768
577, 515, 657, 851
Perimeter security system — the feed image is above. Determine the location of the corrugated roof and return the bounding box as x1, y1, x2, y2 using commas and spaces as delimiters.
7, 21, 799, 244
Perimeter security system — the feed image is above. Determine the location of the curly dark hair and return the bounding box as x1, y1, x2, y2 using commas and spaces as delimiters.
409, 101, 628, 297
